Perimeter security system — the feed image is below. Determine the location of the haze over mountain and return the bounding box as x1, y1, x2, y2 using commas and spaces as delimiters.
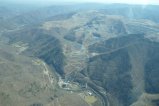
0, 2, 159, 106
1, 0, 159, 5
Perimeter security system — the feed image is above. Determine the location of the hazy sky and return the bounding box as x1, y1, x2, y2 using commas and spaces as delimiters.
2, 0, 159, 5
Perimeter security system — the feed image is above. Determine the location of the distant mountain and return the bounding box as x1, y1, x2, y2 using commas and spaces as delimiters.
1, 4, 159, 31
0, 3, 159, 106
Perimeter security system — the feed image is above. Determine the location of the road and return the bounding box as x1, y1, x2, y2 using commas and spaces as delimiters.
86, 86, 107, 106
36, 59, 108, 106
86, 82, 110, 106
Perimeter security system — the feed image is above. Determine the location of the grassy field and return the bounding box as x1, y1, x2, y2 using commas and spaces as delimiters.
85, 95, 97, 104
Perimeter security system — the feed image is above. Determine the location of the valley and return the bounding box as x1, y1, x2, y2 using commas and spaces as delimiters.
0, 3, 159, 106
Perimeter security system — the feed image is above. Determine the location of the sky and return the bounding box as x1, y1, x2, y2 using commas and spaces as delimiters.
1, 0, 159, 5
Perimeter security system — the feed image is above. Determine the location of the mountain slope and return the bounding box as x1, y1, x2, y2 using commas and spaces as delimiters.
78, 35, 159, 106
1, 3, 159, 106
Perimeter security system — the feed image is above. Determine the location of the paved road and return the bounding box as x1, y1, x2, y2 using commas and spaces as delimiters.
86, 86, 107, 106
